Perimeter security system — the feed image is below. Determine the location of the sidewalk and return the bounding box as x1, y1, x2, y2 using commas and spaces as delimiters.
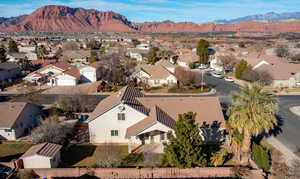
267, 136, 300, 166
145, 88, 217, 96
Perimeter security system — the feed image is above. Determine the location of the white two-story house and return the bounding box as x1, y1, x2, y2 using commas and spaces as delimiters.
87, 86, 225, 153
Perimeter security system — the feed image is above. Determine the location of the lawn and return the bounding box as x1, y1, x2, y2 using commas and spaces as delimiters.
61, 144, 128, 167
0, 143, 34, 162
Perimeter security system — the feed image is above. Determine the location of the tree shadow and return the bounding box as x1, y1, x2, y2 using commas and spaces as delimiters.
61, 144, 96, 167
200, 121, 223, 143
266, 114, 284, 137
0, 153, 23, 162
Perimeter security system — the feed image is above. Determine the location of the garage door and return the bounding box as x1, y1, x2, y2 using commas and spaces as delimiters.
57, 79, 76, 86
83, 72, 96, 82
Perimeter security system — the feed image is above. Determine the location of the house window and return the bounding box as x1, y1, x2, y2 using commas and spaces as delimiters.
154, 80, 160, 84
160, 133, 165, 141
4, 129, 12, 132
118, 113, 125, 120
111, 130, 119, 136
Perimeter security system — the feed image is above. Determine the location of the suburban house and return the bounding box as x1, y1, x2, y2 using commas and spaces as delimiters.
136, 44, 150, 50
254, 62, 300, 88
24, 61, 104, 86
24, 62, 81, 86
176, 52, 198, 68
18, 45, 36, 53
0, 102, 42, 140
0, 62, 21, 82
60, 49, 95, 62
21, 143, 62, 168
87, 86, 225, 153
132, 63, 177, 87
6, 52, 27, 62
127, 49, 148, 62
79, 61, 104, 82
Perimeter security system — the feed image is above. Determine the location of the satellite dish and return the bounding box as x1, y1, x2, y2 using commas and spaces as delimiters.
118, 105, 125, 111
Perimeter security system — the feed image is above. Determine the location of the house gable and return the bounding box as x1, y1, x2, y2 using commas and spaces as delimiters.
89, 103, 148, 143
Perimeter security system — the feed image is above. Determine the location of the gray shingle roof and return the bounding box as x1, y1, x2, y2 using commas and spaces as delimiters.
21, 143, 62, 158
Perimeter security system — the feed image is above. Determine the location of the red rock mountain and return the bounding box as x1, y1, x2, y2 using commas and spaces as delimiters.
1, 5, 136, 32
1, 5, 300, 33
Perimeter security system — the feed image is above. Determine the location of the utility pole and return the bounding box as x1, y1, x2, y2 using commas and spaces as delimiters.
201, 70, 204, 91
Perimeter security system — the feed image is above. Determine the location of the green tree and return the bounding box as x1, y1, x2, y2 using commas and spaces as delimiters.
235, 59, 250, 79
37, 45, 47, 60
98, 47, 105, 57
132, 39, 141, 47
17, 57, 31, 69
238, 42, 246, 48
196, 39, 210, 64
8, 40, 18, 52
211, 147, 229, 167
88, 56, 97, 63
0, 46, 7, 63
227, 83, 278, 165
159, 50, 174, 60
251, 143, 271, 172
164, 112, 207, 168
147, 47, 160, 64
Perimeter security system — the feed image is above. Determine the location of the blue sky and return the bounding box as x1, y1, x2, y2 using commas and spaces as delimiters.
0, 0, 299, 22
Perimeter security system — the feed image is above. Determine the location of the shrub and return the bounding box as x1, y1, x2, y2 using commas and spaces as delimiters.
121, 153, 144, 167
235, 60, 250, 79
251, 143, 271, 172
18, 170, 36, 179
238, 42, 246, 48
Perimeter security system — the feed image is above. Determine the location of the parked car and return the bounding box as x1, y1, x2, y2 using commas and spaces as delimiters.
205, 67, 214, 72
211, 72, 224, 78
296, 82, 300, 86
0, 165, 12, 178
224, 77, 234, 82
198, 64, 208, 69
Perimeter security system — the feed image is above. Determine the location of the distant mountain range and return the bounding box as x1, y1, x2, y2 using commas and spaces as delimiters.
0, 5, 300, 33
216, 12, 300, 23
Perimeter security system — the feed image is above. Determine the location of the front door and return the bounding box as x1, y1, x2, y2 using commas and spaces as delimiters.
150, 135, 154, 144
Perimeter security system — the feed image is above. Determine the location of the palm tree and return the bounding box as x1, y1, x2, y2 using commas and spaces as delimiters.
37, 45, 47, 60
211, 147, 228, 167
227, 83, 278, 165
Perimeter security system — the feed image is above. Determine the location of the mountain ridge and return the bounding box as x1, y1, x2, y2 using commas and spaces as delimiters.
1, 5, 300, 33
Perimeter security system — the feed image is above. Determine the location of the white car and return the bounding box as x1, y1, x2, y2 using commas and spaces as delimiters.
205, 67, 214, 72
211, 72, 224, 78
224, 77, 234, 82
198, 64, 208, 69
296, 82, 300, 86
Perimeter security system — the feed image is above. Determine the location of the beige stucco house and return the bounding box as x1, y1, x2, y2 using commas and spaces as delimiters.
87, 86, 225, 153
21, 143, 62, 168
0, 102, 42, 140
254, 61, 300, 88
132, 62, 177, 87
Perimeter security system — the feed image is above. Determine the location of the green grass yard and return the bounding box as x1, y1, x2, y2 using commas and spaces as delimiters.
0, 143, 34, 162
61, 144, 128, 167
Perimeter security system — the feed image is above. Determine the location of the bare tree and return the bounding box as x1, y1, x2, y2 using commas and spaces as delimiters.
31, 116, 73, 144
174, 67, 193, 86
94, 143, 122, 168
242, 69, 273, 85
217, 55, 238, 72
275, 45, 290, 58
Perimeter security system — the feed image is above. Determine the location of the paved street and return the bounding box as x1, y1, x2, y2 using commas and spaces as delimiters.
204, 73, 300, 158
1, 74, 300, 158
